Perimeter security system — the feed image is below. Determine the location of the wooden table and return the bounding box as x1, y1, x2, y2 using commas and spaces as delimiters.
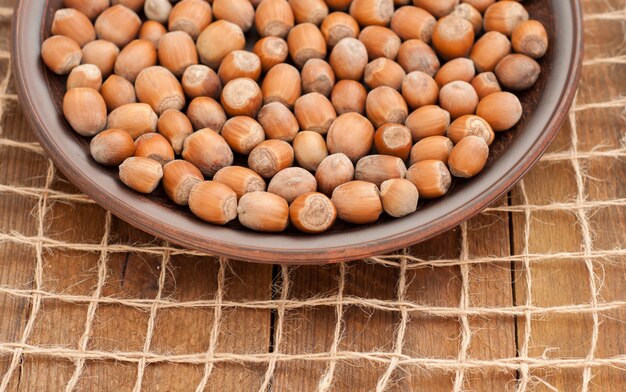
1, 0, 625, 391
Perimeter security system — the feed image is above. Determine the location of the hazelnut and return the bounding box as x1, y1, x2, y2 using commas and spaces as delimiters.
402, 71, 439, 110
448, 135, 490, 178
168, 0, 213, 40
432, 15, 474, 60
390, 6, 436, 42
409, 136, 454, 166
90, 128, 136, 166
186, 97, 227, 132
434, 57, 475, 87
349, 0, 394, 27
293, 131, 329, 171
380, 178, 419, 218
107, 103, 158, 139
512, 20, 549, 59
331, 181, 382, 225
221, 78, 263, 118
447, 115, 494, 145
397, 39, 440, 76
81, 40, 119, 77
289, 0, 329, 25
315, 153, 355, 196
119, 157, 163, 194
373, 123, 412, 161
484, 1, 529, 36
262, 63, 302, 108
355, 155, 407, 187
255, 0, 295, 38
253, 37, 289, 73
157, 31, 198, 77
320, 12, 360, 48
114, 39, 157, 82
196, 20, 246, 69
102, 74, 137, 112
237, 192, 290, 232
365, 86, 408, 128
182, 65, 222, 100
214, 166, 267, 199
248, 140, 295, 179
212, 0, 255, 32
494, 54, 541, 91
360, 27, 401, 62
42, 35, 82, 75
139, 20, 167, 47
406, 160, 452, 199
329, 37, 368, 81
364, 58, 406, 90
135, 66, 185, 115
52, 8, 96, 48
471, 72, 501, 100
451, 3, 482, 35
144, 0, 172, 24
268, 167, 318, 203
257, 102, 299, 142
412, 0, 458, 18
476, 91, 522, 131
405, 105, 451, 142
290, 192, 337, 234
189, 181, 238, 225
182, 128, 234, 177
438, 81, 479, 119
63, 0, 109, 20
287, 23, 327, 68
162, 160, 204, 205
301, 59, 336, 97
95, 5, 142, 48
218, 51, 262, 84
67, 64, 102, 90
221, 116, 266, 155
326, 112, 375, 163
63, 88, 107, 136
157, 109, 194, 154
470, 31, 512, 73
330, 80, 367, 115
294, 93, 337, 135
134, 132, 175, 165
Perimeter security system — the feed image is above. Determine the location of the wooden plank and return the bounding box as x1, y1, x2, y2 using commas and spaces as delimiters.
401, 196, 515, 392
512, 7, 626, 390
511, 152, 594, 391
143, 257, 272, 392
273, 261, 399, 391
16, 179, 115, 391
0, 34, 54, 388
464, 199, 517, 391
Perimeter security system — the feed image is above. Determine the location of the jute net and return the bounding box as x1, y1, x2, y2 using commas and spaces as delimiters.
1, 0, 625, 391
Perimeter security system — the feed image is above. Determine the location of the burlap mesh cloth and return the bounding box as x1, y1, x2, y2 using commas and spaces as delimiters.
1, 0, 626, 391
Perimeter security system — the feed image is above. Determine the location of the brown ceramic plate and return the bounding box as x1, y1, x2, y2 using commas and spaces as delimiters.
12, 0, 583, 264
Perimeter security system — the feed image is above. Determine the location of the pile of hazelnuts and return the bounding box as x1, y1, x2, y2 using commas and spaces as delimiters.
41, 0, 548, 234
